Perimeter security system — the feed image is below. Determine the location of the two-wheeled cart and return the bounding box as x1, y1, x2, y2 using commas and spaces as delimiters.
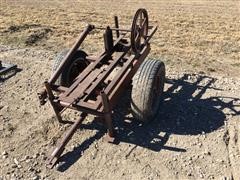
38, 8, 165, 168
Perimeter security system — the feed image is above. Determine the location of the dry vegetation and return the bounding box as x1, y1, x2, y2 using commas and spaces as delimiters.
1, 0, 240, 76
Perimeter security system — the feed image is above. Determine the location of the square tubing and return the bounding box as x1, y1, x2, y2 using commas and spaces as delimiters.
103, 26, 113, 53
101, 91, 115, 142
44, 81, 63, 123
114, 16, 120, 38
47, 112, 87, 168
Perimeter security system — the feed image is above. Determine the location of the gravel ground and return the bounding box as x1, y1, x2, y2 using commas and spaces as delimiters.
0, 46, 239, 179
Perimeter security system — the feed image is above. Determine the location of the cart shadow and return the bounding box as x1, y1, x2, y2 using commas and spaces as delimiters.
57, 124, 106, 172
156, 74, 239, 135
57, 73, 240, 172
116, 74, 239, 147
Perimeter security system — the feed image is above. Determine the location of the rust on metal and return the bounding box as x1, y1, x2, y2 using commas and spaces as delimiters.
38, 8, 157, 168
49, 24, 94, 84
47, 113, 87, 168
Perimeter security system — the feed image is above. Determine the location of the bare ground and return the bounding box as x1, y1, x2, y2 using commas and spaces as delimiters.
0, 0, 240, 180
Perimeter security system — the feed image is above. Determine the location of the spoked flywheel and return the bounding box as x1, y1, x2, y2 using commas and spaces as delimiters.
131, 8, 149, 54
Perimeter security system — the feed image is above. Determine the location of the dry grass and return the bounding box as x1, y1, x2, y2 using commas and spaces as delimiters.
0, 0, 240, 76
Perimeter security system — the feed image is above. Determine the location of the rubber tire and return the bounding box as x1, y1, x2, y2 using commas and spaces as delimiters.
131, 59, 165, 122
52, 49, 88, 87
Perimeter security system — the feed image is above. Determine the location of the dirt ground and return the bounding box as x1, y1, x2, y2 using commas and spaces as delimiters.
0, 0, 240, 179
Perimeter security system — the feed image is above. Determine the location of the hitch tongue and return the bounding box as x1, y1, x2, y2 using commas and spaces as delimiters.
46, 113, 87, 168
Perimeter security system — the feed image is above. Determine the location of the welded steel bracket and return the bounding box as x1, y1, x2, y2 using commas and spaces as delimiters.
101, 91, 115, 143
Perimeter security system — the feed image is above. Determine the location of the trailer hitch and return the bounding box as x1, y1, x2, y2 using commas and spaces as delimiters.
47, 112, 87, 168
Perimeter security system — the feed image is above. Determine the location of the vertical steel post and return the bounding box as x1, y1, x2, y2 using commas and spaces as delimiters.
114, 16, 120, 38
103, 26, 113, 53
101, 92, 115, 140
44, 81, 63, 123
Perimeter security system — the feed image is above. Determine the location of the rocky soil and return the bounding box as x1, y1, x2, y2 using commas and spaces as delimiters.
0, 45, 239, 179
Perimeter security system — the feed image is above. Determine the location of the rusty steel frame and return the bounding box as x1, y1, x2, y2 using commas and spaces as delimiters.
38, 9, 157, 168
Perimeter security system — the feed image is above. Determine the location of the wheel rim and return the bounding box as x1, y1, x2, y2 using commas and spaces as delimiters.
131, 9, 149, 54
66, 58, 88, 86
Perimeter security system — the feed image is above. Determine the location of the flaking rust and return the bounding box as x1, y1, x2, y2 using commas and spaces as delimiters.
38, 9, 158, 168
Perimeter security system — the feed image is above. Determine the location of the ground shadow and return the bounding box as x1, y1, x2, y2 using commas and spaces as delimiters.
57, 123, 105, 172
157, 74, 239, 135
57, 73, 240, 171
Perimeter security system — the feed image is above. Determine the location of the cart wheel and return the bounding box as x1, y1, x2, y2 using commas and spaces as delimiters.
131, 59, 165, 122
131, 8, 149, 54
52, 49, 89, 87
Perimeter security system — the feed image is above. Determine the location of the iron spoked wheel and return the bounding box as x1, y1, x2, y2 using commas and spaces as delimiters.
131, 8, 149, 54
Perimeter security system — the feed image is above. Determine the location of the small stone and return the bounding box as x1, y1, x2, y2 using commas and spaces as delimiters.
174, 171, 179, 175
35, 169, 41, 173
209, 175, 215, 179
205, 150, 211, 155
33, 153, 39, 159
11, 164, 17, 168
70, 145, 75, 151
2, 155, 8, 159
33, 162, 38, 166
4, 163, 9, 167
32, 175, 39, 180
26, 159, 31, 163
2, 151, 8, 156
24, 155, 30, 160
40, 152, 45, 156
14, 158, 19, 165
187, 172, 192, 176
28, 167, 34, 172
